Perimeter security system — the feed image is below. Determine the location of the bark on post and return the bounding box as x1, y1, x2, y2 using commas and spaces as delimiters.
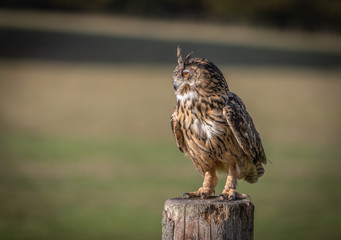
162, 197, 254, 240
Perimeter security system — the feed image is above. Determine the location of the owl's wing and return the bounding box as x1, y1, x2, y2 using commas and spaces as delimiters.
170, 110, 186, 153
223, 93, 266, 164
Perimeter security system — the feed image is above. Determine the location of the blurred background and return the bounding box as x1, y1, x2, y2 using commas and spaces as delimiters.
0, 1, 340, 239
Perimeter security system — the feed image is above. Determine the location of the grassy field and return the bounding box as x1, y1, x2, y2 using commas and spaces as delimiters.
0, 60, 340, 239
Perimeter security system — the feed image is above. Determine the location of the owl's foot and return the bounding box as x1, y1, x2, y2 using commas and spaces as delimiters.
183, 187, 215, 199
219, 189, 251, 201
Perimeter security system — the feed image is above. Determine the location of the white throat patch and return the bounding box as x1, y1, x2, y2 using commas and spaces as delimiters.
176, 91, 198, 101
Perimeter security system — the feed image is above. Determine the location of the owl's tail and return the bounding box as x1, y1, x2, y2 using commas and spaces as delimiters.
255, 161, 265, 177
243, 161, 265, 183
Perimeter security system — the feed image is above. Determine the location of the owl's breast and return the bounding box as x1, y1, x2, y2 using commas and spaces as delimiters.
192, 118, 225, 140
181, 105, 226, 141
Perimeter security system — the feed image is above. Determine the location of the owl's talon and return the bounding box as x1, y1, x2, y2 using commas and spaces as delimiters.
219, 193, 228, 200
234, 192, 251, 201
182, 192, 193, 198
200, 192, 210, 199
219, 190, 251, 201
182, 188, 214, 199
228, 194, 235, 201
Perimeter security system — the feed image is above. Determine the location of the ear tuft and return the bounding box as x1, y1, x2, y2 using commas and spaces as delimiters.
177, 46, 182, 65
184, 52, 193, 64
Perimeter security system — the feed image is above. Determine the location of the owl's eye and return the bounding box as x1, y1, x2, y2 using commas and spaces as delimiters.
182, 70, 189, 78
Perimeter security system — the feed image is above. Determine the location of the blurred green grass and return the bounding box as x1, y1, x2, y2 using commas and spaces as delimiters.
0, 135, 340, 239
0, 61, 341, 239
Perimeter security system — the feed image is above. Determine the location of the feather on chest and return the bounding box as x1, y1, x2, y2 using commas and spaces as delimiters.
176, 98, 226, 140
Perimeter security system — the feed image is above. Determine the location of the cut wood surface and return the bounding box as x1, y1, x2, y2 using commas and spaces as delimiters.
162, 197, 254, 240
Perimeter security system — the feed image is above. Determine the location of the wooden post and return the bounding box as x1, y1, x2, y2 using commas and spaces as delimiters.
162, 197, 254, 240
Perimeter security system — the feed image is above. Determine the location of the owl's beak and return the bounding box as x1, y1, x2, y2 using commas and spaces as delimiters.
173, 81, 179, 91
173, 78, 182, 91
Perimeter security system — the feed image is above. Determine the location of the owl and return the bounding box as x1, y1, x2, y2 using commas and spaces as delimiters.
171, 47, 266, 200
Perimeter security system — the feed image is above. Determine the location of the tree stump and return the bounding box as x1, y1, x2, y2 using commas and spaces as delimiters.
162, 197, 254, 240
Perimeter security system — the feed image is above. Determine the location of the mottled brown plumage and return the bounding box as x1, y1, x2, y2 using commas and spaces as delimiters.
171, 47, 266, 200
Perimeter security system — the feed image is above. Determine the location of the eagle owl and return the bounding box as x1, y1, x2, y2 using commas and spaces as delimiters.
171, 47, 266, 200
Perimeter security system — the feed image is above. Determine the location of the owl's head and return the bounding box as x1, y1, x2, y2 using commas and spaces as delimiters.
173, 47, 229, 101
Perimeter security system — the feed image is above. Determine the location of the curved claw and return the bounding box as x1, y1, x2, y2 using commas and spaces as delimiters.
245, 194, 252, 201
182, 192, 193, 198
228, 194, 235, 201
219, 191, 251, 201
234, 192, 252, 201
200, 192, 211, 199
183, 187, 215, 199
218, 193, 228, 200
